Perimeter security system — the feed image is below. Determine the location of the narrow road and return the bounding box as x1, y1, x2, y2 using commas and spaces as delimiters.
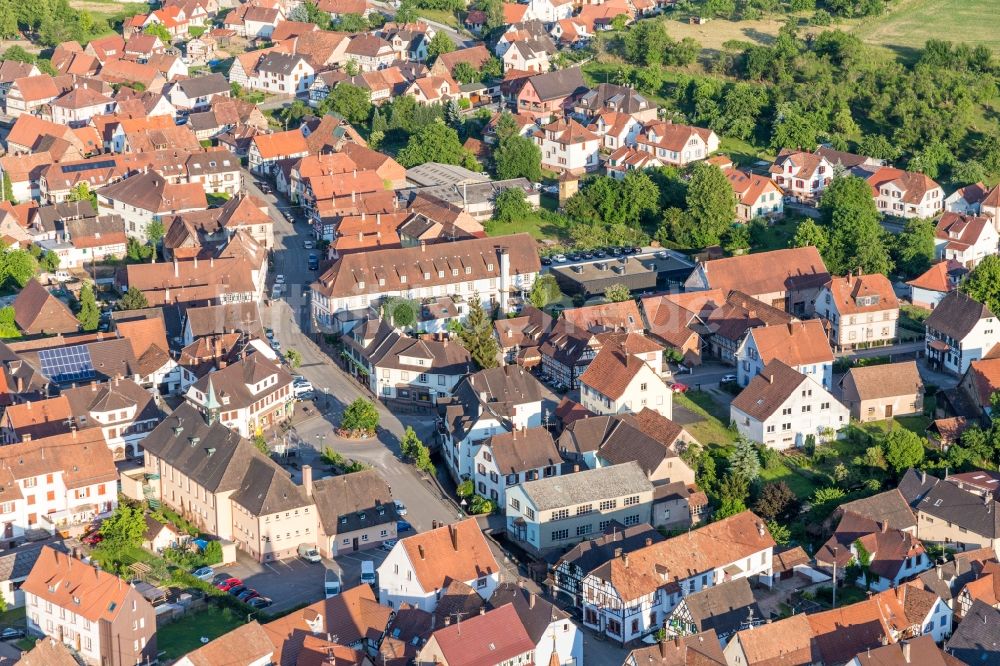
244, 171, 463, 535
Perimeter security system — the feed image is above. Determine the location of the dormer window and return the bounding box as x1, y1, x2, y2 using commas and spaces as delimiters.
488, 263, 494, 271
401, 275, 407, 283
438, 270, 444, 278
423, 272, 430, 280
379, 278, 385, 286
465, 266, 471, 274
358, 281, 365, 289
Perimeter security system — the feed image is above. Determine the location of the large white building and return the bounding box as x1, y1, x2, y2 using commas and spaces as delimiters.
578, 333, 672, 419
815, 272, 900, 351
736, 320, 834, 390
730, 360, 848, 450
311, 233, 540, 334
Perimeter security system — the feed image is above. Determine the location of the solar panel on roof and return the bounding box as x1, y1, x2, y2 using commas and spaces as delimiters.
61, 160, 116, 174
38, 345, 96, 383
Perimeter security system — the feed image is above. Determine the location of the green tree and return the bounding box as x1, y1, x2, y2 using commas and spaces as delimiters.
881, 428, 925, 474
494, 134, 542, 181
790, 218, 829, 253
685, 162, 736, 247
145, 219, 165, 248
143, 22, 171, 43
67, 181, 97, 209
325, 83, 372, 125
414, 442, 435, 476
728, 437, 761, 482
459, 295, 499, 368
604, 283, 632, 303
427, 32, 455, 61
961, 255, 1000, 314
400, 426, 423, 459
285, 348, 302, 369
0, 1, 18, 39
100, 503, 146, 550
382, 296, 419, 328
452, 61, 479, 84
766, 520, 791, 546
118, 286, 149, 311
252, 433, 269, 455
39, 250, 59, 273
341, 398, 380, 435
858, 134, 899, 162
492, 187, 532, 223
715, 473, 749, 519
333, 12, 368, 31
77, 281, 99, 332
0, 250, 36, 288
894, 217, 936, 277
456, 478, 474, 498
480, 56, 502, 81
528, 274, 562, 309
723, 224, 750, 254
820, 175, 893, 275
397, 120, 473, 168
0, 306, 18, 338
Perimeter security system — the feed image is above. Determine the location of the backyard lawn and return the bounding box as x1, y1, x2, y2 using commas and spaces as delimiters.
674, 390, 737, 447
157, 608, 246, 660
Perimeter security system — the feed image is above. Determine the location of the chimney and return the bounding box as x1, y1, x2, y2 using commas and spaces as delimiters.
573, 464, 580, 473
173, 257, 179, 277
659, 638, 669, 659
529, 593, 535, 609
432, 520, 438, 529
193, 256, 198, 269
444, 615, 451, 626
902, 641, 911, 664
418, 544, 425, 560
880, 521, 888, 533
622, 552, 629, 567
614, 547, 623, 558
420, 240, 426, 253
449, 523, 459, 551
921, 469, 927, 484
645, 537, 653, 546
303, 465, 313, 497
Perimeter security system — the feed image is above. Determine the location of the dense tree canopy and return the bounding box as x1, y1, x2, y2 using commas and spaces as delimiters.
962, 255, 1000, 315
819, 175, 893, 275
494, 134, 542, 182
396, 120, 477, 169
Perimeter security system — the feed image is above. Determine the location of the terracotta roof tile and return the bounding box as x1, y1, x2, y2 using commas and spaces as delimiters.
399, 518, 499, 593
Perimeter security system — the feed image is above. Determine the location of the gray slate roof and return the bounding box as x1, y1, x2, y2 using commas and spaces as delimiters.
518, 461, 652, 511
175, 73, 230, 99
311, 469, 397, 535
899, 468, 1000, 539
946, 599, 1000, 664
674, 578, 762, 641
925, 290, 995, 341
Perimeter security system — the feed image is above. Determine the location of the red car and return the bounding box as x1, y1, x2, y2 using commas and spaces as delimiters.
82, 532, 104, 546
670, 382, 689, 393
216, 578, 242, 591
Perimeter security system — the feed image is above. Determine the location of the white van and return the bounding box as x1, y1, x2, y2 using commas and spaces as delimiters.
297, 543, 321, 563
324, 568, 342, 598
360, 560, 376, 585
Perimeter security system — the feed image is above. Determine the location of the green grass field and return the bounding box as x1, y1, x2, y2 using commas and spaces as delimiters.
157, 609, 245, 660
851, 0, 1000, 56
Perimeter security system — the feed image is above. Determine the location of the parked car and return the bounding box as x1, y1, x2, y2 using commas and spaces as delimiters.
257, 182, 272, 194
298, 544, 321, 563
1, 628, 25, 641
325, 568, 342, 598
670, 382, 689, 393
380, 539, 398, 552
360, 560, 376, 585
552, 254, 567, 263
275, 275, 285, 284
192, 566, 214, 581
540, 256, 552, 266
304, 240, 314, 249
237, 588, 259, 602
212, 573, 234, 586
227, 585, 247, 597
217, 578, 242, 591
720, 374, 737, 384
396, 520, 413, 533
248, 596, 272, 609
394, 499, 407, 516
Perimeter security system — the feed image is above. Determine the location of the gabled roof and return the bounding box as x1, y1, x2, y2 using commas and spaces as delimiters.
730, 360, 809, 422
311, 469, 396, 535
925, 290, 994, 341
251, 129, 310, 159
424, 603, 534, 666
12, 279, 79, 335
690, 246, 830, 299
624, 631, 726, 665
578, 334, 660, 401
181, 621, 274, 666
840, 361, 922, 402
23, 547, 146, 623
906, 260, 967, 293
867, 166, 941, 204
746, 320, 833, 368
518, 461, 651, 511
481, 427, 560, 475
675, 578, 762, 641
823, 272, 898, 315
899, 468, 1000, 539
946, 599, 1000, 664
523, 66, 586, 102
398, 518, 499, 592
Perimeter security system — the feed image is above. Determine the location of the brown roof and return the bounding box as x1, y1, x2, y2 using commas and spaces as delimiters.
693, 247, 830, 299
867, 166, 941, 204
182, 621, 274, 666
824, 272, 899, 315
3, 395, 73, 440
730, 360, 807, 421
115, 316, 170, 359
434, 44, 492, 73
18, 636, 81, 666
624, 631, 727, 665
561, 300, 643, 333
0, 429, 117, 493
12, 279, 79, 335
579, 334, 661, 401
483, 427, 560, 475
425, 603, 533, 665
847, 635, 965, 666
251, 129, 309, 159
400, 518, 499, 593
806, 594, 907, 663
592, 511, 775, 602
906, 260, 967, 293
99, 171, 206, 213
836, 489, 917, 533
748, 320, 833, 367
730, 614, 817, 666
11, 74, 59, 102
6, 114, 75, 151
314, 233, 538, 299
23, 547, 145, 622
840, 360, 922, 403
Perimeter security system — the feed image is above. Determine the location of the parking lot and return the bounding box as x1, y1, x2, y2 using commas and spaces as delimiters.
215, 545, 391, 614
